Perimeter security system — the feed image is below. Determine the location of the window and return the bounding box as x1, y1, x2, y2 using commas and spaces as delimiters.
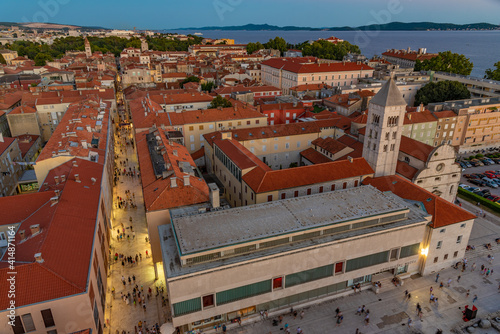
342, 182, 347, 189
440, 229, 446, 233
267, 195, 273, 202
383, 145, 388, 152
392, 131, 397, 139
251, 192, 254, 200
319, 186, 323, 193
199, 125, 204, 130
444, 254, 448, 260
12, 317, 25, 334
294, 191, 299, 198
457, 236, 462, 244
436, 241, 442, 249
202, 295, 215, 308
189, 126, 194, 131
191, 144, 195, 151
434, 257, 438, 263
296, 141, 301, 148
286, 265, 333, 287
460, 223, 466, 228
281, 193, 286, 200
41, 309, 55, 328
274, 144, 278, 150
390, 248, 399, 261
453, 251, 458, 258
354, 180, 358, 187
334, 261, 344, 274
247, 121, 251, 125
306, 188, 311, 195
21, 314, 35, 332
262, 145, 266, 152
216, 280, 271, 305
189, 135, 195, 142
345, 251, 389, 272
256, 120, 260, 124
173, 297, 202, 316
285, 143, 290, 149
331, 184, 335, 191
273, 277, 283, 290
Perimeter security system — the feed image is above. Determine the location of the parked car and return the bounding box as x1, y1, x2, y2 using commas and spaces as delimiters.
470, 179, 485, 186
464, 161, 472, 168
482, 177, 499, 188
459, 162, 467, 169
459, 183, 469, 189
478, 189, 491, 197
471, 159, 484, 166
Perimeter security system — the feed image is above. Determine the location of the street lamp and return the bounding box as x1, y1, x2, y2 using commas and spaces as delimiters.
420, 247, 429, 256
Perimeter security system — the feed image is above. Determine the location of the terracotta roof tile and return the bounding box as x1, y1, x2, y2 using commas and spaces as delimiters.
363, 175, 475, 228
243, 157, 373, 193
300, 147, 332, 164
399, 136, 435, 162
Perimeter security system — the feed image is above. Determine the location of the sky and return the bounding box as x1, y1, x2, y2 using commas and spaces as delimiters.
1, 0, 499, 30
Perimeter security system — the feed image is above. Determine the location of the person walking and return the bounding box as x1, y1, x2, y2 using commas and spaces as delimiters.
364, 312, 370, 325
435, 273, 440, 282
408, 317, 412, 328
447, 278, 452, 287
466, 289, 470, 297
472, 295, 478, 303
457, 275, 461, 282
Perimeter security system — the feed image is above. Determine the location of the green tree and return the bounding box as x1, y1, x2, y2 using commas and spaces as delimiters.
0, 53, 6, 64
201, 81, 214, 92
485, 61, 500, 81
34, 53, 53, 66
299, 40, 361, 61
209, 96, 232, 109
414, 51, 473, 75
180, 76, 200, 88
264, 37, 287, 54
414, 81, 470, 106
246, 42, 264, 54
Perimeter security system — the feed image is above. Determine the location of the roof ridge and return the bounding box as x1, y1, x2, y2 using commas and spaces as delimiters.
37, 262, 86, 292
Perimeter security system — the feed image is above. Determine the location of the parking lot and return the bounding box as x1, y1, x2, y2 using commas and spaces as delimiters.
459, 163, 500, 198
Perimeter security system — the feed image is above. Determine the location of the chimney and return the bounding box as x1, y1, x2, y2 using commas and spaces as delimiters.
173, 150, 178, 156
72, 160, 78, 167
209, 183, 220, 209
408, 113, 412, 120
30, 224, 40, 235
54, 189, 60, 197
54, 176, 59, 185
74, 174, 80, 182
50, 196, 58, 205
34, 253, 44, 263
183, 174, 190, 186
61, 174, 66, 182
82, 140, 88, 149
91, 177, 97, 185
170, 177, 177, 188
52, 151, 57, 158
347, 156, 353, 163
19, 230, 25, 241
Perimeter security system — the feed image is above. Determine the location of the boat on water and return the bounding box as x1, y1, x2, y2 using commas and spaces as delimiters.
194, 32, 203, 35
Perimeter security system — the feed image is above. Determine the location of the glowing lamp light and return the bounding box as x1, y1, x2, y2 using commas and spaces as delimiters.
420, 247, 429, 256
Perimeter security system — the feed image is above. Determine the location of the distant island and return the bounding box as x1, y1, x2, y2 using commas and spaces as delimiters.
173, 22, 500, 32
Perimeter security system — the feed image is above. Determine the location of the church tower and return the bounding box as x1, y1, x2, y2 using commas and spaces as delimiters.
141, 37, 148, 53
84, 37, 92, 58
362, 77, 407, 177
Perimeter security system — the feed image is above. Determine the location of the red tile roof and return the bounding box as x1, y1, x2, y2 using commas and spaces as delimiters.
136, 131, 209, 212
129, 97, 265, 129
214, 139, 271, 171
0, 137, 16, 155
290, 83, 332, 91
382, 50, 437, 62
399, 135, 435, 162
336, 135, 364, 159
37, 97, 110, 163
433, 110, 458, 119
300, 147, 332, 164
243, 157, 373, 193
405, 109, 437, 124
261, 57, 373, 73
396, 160, 419, 180
312, 137, 350, 154
0, 158, 104, 308
363, 175, 475, 228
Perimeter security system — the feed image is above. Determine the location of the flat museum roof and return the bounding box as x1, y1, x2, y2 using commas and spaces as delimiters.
172, 185, 408, 255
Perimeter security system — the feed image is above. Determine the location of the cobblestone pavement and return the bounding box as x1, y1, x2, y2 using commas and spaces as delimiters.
104, 126, 169, 334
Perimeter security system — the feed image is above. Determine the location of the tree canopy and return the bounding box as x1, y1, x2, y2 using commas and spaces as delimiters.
298, 40, 361, 61
201, 81, 214, 92
246, 42, 264, 54
180, 75, 200, 88
0, 53, 6, 64
414, 51, 473, 76
485, 61, 500, 81
264, 37, 287, 54
4, 35, 204, 63
414, 80, 471, 106
209, 96, 232, 109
